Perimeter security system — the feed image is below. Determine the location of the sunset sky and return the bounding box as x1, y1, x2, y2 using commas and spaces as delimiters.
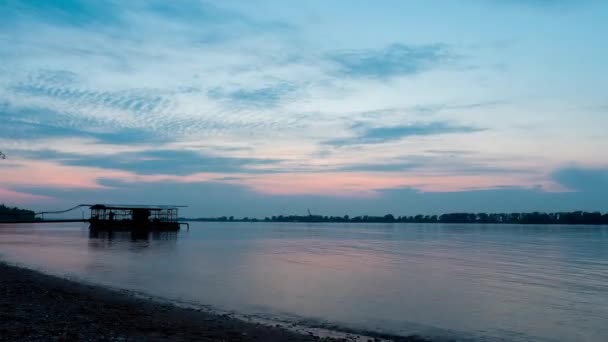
1, 0, 607, 217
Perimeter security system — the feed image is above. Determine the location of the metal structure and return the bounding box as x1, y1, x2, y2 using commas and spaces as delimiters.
1, 204, 189, 231
89, 204, 186, 231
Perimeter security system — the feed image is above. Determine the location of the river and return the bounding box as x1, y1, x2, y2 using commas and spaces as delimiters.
1, 222, 607, 341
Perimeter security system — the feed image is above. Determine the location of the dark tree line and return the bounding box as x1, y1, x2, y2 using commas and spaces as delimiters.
0, 204, 36, 222
186, 211, 608, 225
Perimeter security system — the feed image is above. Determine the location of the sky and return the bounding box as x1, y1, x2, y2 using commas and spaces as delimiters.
1, 0, 607, 217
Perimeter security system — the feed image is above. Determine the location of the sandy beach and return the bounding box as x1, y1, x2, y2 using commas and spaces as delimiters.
0, 262, 431, 342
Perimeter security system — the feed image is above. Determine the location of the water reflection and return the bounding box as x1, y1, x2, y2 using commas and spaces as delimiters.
88, 230, 179, 250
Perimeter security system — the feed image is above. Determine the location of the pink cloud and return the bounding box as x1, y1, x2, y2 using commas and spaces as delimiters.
0, 188, 53, 205
0, 158, 553, 205
0, 159, 128, 189
224, 172, 543, 196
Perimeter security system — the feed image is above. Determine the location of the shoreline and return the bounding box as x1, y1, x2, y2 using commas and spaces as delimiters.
0, 262, 431, 341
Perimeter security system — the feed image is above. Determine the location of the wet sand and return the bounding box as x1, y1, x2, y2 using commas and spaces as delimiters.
0, 262, 431, 341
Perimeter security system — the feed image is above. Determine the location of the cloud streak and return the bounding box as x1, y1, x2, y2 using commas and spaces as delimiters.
208, 82, 297, 107
329, 44, 452, 79
325, 122, 485, 146
18, 149, 283, 176
552, 167, 608, 192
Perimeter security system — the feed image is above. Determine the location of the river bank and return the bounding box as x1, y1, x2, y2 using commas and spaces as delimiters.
0, 262, 335, 341
0, 262, 432, 341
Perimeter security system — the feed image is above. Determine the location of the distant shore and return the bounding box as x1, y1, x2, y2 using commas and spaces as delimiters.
3, 203, 607, 225
0, 262, 431, 342
183, 210, 608, 225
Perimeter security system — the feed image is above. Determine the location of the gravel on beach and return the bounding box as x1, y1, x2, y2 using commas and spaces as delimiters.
0, 262, 344, 341
0, 262, 435, 342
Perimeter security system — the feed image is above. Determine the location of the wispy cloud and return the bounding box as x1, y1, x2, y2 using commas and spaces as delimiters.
0, 104, 169, 144
333, 162, 421, 173
1, 0, 606, 212
325, 122, 484, 146
490, 0, 586, 10
0, 0, 120, 28
329, 44, 452, 79
208, 82, 297, 107
17, 149, 283, 176
552, 167, 608, 192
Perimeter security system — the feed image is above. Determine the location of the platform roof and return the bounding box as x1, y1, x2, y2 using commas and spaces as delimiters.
89, 204, 187, 211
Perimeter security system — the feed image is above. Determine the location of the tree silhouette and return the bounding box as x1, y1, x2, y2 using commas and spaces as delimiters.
0, 204, 36, 222
187, 211, 608, 225
0, 151, 5, 159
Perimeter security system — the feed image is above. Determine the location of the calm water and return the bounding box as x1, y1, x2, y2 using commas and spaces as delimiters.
1, 222, 607, 341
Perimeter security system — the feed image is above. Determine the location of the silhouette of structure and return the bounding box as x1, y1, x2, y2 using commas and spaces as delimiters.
89, 204, 186, 231
0, 204, 188, 231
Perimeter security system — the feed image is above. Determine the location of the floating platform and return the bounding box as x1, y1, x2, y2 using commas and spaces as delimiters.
88, 204, 185, 232
1, 204, 188, 231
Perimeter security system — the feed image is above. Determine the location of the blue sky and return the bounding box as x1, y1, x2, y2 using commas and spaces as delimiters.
1, 0, 607, 216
